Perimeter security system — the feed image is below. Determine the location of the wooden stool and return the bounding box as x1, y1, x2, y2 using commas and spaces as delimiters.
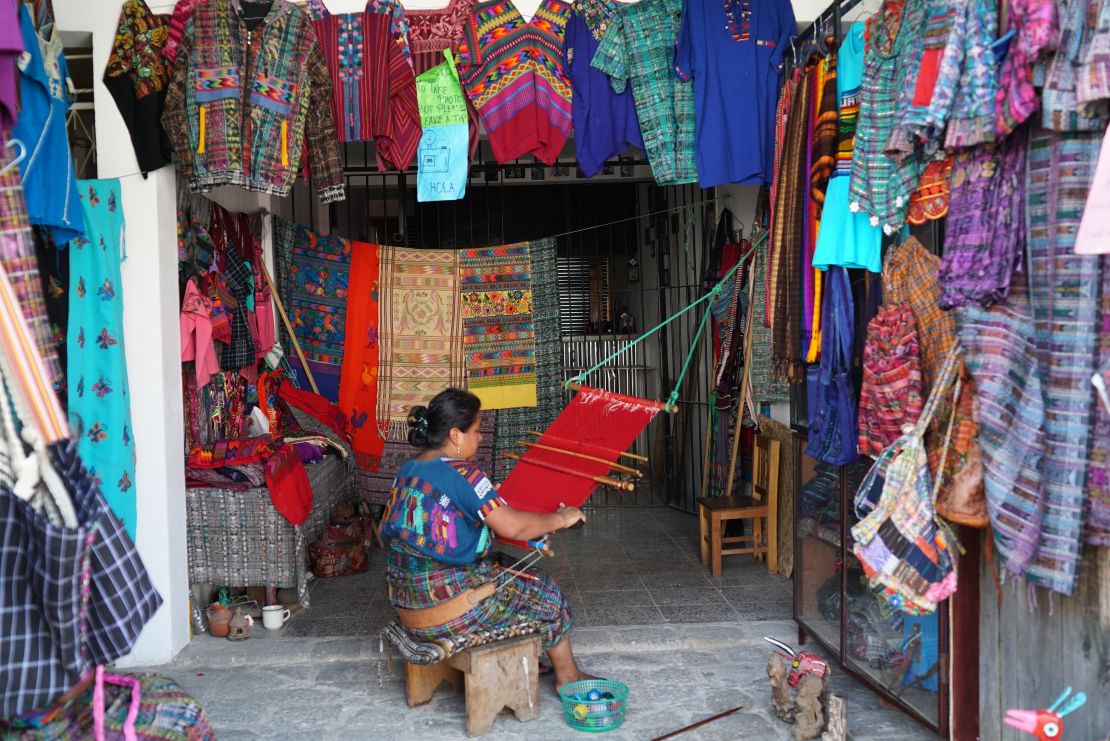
404, 634, 541, 737
697, 436, 780, 577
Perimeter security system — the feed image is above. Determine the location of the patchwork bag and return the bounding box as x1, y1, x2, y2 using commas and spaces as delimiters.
851, 348, 962, 615
806, 267, 860, 465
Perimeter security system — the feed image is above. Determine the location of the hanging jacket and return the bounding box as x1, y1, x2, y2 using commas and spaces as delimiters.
162, 0, 346, 203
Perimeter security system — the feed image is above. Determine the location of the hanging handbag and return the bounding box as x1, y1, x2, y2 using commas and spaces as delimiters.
805, 267, 860, 465
0, 263, 161, 716
850, 348, 963, 616
930, 369, 988, 527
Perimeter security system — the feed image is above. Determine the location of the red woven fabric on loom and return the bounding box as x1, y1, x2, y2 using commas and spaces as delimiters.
497, 387, 660, 515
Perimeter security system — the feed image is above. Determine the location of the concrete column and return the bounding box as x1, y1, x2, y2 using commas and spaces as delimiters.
53, 0, 189, 665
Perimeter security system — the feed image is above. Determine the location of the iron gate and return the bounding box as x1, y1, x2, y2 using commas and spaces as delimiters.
285, 143, 718, 510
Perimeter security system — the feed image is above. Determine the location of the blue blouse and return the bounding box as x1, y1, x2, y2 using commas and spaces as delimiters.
382, 457, 507, 565
674, 0, 795, 187
13, 7, 84, 245
564, 3, 643, 178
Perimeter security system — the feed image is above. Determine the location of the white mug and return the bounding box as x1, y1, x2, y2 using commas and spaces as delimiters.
262, 605, 291, 630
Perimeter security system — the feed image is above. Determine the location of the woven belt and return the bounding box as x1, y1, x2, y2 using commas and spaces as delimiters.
394, 582, 496, 630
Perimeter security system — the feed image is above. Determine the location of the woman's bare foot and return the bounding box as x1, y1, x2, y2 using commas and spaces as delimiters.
555, 671, 599, 694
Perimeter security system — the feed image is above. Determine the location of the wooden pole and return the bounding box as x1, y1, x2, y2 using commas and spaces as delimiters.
649, 706, 745, 741
502, 452, 635, 492
259, 260, 319, 395
723, 268, 758, 498
524, 430, 649, 462
518, 440, 643, 478
699, 398, 714, 500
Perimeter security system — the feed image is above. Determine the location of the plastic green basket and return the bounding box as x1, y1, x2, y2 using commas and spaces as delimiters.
559, 679, 629, 733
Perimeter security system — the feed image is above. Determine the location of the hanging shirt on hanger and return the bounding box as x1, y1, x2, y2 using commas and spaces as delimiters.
674, 0, 795, 187
592, 0, 696, 185
564, 0, 643, 178
314, 7, 421, 171
104, 0, 173, 175
457, 0, 573, 165
12, 5, 84, 244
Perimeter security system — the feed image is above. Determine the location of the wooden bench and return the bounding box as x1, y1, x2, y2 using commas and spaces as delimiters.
383, 621, 542, 738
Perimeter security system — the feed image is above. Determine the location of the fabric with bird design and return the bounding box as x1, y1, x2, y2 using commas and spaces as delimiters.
338, 240, 385, 473
67, 178, 137, 537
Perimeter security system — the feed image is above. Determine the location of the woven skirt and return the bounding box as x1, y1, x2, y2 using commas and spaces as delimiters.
386, 545, 573, 650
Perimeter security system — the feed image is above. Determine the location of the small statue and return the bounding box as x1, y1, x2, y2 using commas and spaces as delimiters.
1004, 687, 1087, 740
764, 637, 832, 740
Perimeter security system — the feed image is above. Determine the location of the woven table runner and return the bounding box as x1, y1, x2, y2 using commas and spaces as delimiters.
459, 243, 536, 410
376, 246, 463, 441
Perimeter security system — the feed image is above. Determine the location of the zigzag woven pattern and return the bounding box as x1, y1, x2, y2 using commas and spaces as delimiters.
377, 247, 464, 440
459, 243, 537, 410
195, 66, 240, 103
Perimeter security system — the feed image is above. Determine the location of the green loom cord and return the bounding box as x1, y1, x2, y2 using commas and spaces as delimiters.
567, 229, 768, 407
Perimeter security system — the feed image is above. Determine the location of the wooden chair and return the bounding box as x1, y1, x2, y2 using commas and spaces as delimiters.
697, 436, 780, 577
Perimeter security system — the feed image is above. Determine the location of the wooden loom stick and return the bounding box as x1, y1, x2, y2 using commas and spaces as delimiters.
649, 705, 745, 741
502, 451, 636, 492
259, 260, 320, 395
518, 440, 643, 478
723, 268, 758, 498
525, 431, 649, 462
564, 381, 678, 414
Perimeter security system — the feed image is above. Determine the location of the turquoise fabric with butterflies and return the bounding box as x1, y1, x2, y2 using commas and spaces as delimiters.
67, 178, 137, 536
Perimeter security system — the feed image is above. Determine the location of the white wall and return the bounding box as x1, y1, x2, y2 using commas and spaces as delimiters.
53, 0, 190, 666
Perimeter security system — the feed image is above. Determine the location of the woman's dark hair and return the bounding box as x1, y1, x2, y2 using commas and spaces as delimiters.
407, 388, 481, 449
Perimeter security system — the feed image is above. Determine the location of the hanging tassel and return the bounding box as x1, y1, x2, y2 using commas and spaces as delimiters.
281, 120, 289, 167
197, 107, 206, 154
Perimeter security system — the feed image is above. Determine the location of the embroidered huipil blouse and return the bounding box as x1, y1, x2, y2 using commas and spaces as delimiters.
995, 0, 1057, 136
674, 0, 795, 187
162, 0, 345, 202
457, 0, 573, 165
104, 0, 173, 174
592, 0, 697, 185
315, 10, 421, 171
564, 0, 643, 178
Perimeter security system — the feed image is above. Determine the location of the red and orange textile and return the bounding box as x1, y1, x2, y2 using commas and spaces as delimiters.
857, 303, 925, 457
338, 241, 386, 471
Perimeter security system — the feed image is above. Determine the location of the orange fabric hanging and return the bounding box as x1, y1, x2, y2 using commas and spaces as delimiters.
338, 242, 385, 471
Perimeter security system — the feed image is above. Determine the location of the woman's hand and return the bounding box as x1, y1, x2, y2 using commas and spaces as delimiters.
555, 504, 586, 530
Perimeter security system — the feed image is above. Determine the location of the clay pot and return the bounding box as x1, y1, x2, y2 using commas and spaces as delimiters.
206, 604, 232, 638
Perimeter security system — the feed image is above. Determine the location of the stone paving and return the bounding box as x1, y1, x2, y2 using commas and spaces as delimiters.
146, 507, 940, 740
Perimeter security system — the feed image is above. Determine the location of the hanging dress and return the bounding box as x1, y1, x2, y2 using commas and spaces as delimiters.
67, 179, 137, 537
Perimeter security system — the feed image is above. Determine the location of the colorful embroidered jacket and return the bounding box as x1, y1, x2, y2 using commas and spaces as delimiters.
162, 0, 345, 202
457, 0, 573, 165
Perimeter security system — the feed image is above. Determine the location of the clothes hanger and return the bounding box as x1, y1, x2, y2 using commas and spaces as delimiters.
0, 140, 27, 177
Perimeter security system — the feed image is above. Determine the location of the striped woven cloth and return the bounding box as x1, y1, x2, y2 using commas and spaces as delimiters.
857, 303, 924, 457
1024, 127, 1101, 596
459, 244, 536, 410
956, 299, 1045, 580
1087, 256, 1110, 546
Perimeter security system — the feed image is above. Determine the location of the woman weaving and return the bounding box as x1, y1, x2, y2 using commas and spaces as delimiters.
381, 388, 596, 692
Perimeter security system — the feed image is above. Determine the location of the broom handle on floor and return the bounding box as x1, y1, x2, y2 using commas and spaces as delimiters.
260, 260, 320, 395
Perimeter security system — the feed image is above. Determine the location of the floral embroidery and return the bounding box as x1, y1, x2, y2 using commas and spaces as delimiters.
105, 0, 170, 100
87, 422, 108, 443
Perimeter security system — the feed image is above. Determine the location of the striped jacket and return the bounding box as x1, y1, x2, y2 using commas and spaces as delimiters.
162, 0, 345, 203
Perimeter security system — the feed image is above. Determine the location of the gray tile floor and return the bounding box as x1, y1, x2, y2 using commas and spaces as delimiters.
152, 506, 939, 740
289, 505, 793, 637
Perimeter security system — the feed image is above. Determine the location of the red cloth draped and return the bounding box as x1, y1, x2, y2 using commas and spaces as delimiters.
188, 435, 313, 525
337, 242, 385, 472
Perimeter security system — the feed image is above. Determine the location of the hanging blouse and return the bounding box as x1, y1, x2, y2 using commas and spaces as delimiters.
995, 0, 1057, 136
847, 0, 921, 235
1043, 0, 1109, 131
457, 0, 573, 165
813, 25, 882, 273
564, 0, 643, 178
592, 0, 696, 185
674, 0, 795, 187
405, 0, 482, 156
104, 0, 173, 174
12, 6, 84, 244
315, 10, 421, 171
941, 0, 1000, 147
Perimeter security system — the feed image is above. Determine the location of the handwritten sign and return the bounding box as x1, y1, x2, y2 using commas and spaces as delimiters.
416, 51, 469, 202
